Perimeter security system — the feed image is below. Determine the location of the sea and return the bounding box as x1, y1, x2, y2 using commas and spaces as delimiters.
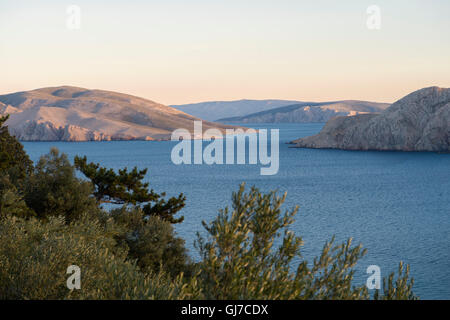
22, 123, 450, 299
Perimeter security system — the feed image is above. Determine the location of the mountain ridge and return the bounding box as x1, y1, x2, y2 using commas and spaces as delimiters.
0, 86, 240, 141
217, 100, 390, 123
171, 99, 303, 121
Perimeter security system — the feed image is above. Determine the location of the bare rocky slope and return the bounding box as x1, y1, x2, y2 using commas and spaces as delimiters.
291, 87, 450, 152
172, 99, 302, 121
0, 86, 239, 141
217, 101, 389, 123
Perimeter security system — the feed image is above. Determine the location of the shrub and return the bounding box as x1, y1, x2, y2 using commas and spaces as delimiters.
194, 184, 416, 300
0, 214, 197, 299
24, 148, 98, 222
0, 174, 34, 219
111, 206, 192, 277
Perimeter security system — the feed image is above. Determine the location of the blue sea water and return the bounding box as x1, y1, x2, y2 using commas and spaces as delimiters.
22, 123, 450, 299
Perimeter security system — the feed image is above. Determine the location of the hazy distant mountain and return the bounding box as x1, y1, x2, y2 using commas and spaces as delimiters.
291, 87, 450, 152
171, 99, 302, 121
0, 86, 239, 141
218, 101, 390, 123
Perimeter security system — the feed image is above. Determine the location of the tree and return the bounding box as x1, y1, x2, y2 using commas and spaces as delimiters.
0, 115, 35, 219
0, 115, 33, 186
195, 183, 416, 300
74, 155, 185, 223
0, 213, 198, 299
111, 206, 192, 277
24, 148, 98, 222
0, 175, 34, 219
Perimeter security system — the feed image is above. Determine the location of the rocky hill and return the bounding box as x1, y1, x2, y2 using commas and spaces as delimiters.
172, 99, 302, 121
217, 101, 389, 123
291, 87, 450, 152
0, 86, 238, 141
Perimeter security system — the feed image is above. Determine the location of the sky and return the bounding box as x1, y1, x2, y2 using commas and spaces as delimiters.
1, 0, 449, 105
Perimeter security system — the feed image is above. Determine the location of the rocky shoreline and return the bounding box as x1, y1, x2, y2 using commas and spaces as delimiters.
291, 87, 450, 152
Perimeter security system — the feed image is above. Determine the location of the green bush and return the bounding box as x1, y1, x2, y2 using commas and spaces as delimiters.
23, 148, 99, 222
0, 214, 197, 299
194, 184, 416, 300
0, 115, 33, 186
111, 206, 192, 277
0, 175, 34, 219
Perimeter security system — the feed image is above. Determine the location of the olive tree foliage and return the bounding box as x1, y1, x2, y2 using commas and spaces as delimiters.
0, 174, 34, 219
195, 184, 416, 300
0, 213, 201, 300
374, 262, 415, 300
24, 148, 99, 222
110, 206, 192, 277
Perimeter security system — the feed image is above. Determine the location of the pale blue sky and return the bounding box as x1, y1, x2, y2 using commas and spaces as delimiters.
1, 0, 449, 104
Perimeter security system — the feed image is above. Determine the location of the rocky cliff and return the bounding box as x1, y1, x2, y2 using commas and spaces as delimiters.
291, 87, 450, 152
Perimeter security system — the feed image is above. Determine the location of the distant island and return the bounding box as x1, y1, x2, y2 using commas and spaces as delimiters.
217, 101, 389, 123
291, 87, 450, 152
0, 86, 239, 141
172, 99, 302, 121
